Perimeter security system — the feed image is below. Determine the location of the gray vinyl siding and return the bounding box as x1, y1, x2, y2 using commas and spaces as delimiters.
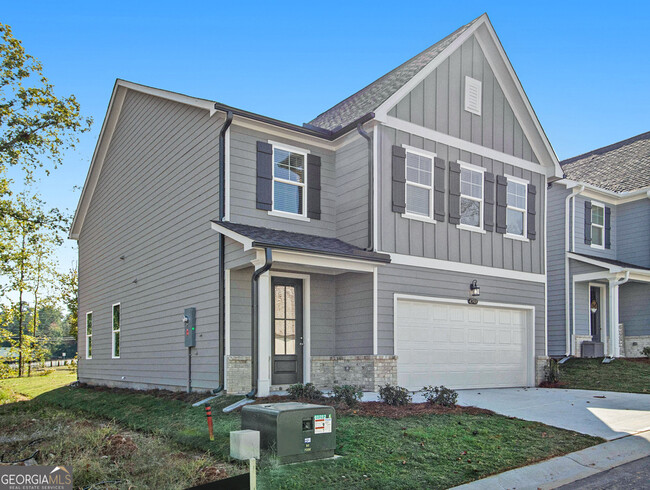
546, 184, 569, 355
619, 282, 650, 337
388, 35, 539, 164
377, 124, 546, 274
573, 195, 617, 260
229, 267, 252, 356
335, 138, 369, 248
617, 200, 650, 268
568, 259, 609, 337
78, 90, 222, 390
376, 264, 546, 356
224, 237, 256, 270
335, 273, 373, 355
229, 125, 336, 236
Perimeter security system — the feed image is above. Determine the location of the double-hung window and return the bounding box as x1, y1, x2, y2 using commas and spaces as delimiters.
86, 312, 93, 359
272, 145, 307, 217
404, 149, 434, 220
506, 176, 528, 238
112, 303, 121, 359
459, 163, 484, 231
591, 202, 605, 248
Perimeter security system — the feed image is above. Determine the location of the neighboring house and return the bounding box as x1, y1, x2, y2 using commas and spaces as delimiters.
547, 132, 650, 359
70, 13, 563, 396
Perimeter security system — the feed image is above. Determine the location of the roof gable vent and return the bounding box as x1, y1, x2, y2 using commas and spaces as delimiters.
464, 76, 482, 116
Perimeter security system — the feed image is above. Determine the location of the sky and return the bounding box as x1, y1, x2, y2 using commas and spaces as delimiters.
3, 0, 649, 272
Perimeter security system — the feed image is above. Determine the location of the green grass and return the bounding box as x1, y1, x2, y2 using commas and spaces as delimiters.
0, 367, 77, 403
559, 358, 650, 394
31, 386, 602, 489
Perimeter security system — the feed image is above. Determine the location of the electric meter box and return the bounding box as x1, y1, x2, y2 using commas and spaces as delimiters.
241, 402, 336, 463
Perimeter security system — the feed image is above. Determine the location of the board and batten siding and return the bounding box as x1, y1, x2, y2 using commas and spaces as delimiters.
376, 264, 546, 357
388, 35, 539, 164
377, 125, 546, 274
617, 200, 650, 268
335, 137, 370, 248
78, 90, 222, 390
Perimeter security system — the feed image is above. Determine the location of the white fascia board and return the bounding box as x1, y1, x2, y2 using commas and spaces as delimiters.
566, 252, 650, 277
210, 222, 254, 250
383, 117, 551, 177
117, 79, 218, 117
386, 252, 546, 283
270, 249, 379, 272
561, 179, 650, 204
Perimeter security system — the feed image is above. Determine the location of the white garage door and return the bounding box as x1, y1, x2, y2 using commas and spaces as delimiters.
395, 299, 530, 390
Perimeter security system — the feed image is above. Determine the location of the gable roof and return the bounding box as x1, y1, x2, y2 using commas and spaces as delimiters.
308, 17, 480, 132
561, 131, 650, 193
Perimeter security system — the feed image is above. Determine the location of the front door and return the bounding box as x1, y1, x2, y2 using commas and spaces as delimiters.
590, 286, 602, 342
271, 277, 303, 385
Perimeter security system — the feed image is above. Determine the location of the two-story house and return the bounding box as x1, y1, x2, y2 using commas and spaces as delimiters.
547, 132, 650, 360
70, 13, 563, 396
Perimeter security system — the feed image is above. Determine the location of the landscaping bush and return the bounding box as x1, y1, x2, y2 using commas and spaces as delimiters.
287, 382, 323, 400
642, 346, 650, 359
544, 358, 560, 384
332, 385, 363, 407
378, 384, 411, 406
422, 385, 458, 407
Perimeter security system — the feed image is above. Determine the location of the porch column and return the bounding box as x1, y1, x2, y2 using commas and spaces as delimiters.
608, 280, 621, 358
257, 271, 272, 397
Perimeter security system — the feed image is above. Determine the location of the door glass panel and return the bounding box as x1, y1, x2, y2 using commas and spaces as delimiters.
275, 319, 286, 355
285, 287, 295, 319
274, 284, 298, 356
274, 286, 285, 317
285, 320, 296, 355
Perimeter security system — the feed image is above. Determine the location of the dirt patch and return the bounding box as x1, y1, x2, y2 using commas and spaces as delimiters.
102, 434, 138, 459
195, 465, 230, 485
251, 396, 493, 419
76, 383, 210, 403
623, 357, 650, 365
538, 381, 567, 388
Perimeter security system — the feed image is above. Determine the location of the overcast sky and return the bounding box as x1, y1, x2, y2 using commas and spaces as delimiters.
3, 0, 649, 272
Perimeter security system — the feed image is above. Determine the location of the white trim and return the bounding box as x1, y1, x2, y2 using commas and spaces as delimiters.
401, 213, 437, 224
111, 302, 121, 359
385, 252, 546, 283
458, 161, 485, 232
404, 146, 435, 219
373, 124, 379, 250
225, 269, 231, 357
457, 224, 486, 234
543, 181, 548, 356
373, 267, 378, 355
268, 140, 311, 155
210, 222, 254, 250
269, 271, 311, 385
505, 174, 529, 239
270, 143, 309, 219
224, 125, 231, 221
85, 311, 93, 360
267, 210, 311, 222
505, 233, 529, 242
119, 79, 217, 116
268, 249, 380, 273
393, 293, 536, 387
589, 200, 605, 250
561, 180, 650, 204
568, 253, 650, 278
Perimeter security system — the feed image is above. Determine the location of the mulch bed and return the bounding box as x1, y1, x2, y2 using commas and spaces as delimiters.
622, 357, 650, 365
76, 383, 210, 404
251, 395, 493, 419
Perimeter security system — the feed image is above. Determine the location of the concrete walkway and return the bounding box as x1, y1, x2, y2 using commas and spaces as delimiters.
452, 430, 650, 489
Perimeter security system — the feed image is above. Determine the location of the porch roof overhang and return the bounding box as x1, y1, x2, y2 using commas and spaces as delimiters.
569, 252, 650, 283
211, 221, 391, 273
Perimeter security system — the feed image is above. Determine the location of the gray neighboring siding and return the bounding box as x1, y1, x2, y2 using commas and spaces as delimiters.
377, 125, 546, 274
335, 273, 373, 355
547, 184, 569, 356
619, 282, 650, 337
573, 195, 617, 260
229, 267, 252, 356
229, 125, 337, 236
335, 138, 369, 248
78, 90, 221, 390
376, 264, 546, 356
617, 200, 650, 268
224, 237, 256, 270
388, 35, 539, 164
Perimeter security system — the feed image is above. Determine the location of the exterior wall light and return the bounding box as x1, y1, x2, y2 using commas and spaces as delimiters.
468, 280, 480, 305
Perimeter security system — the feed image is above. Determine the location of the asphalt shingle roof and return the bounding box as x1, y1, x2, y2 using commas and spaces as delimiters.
213, 221, 391, 263
307, 16, 481, 132
561, 131, 650, 193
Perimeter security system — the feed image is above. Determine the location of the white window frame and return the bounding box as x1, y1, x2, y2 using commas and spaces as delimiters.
112, 303, 121, 359
505, 174, 529, 242
269, 142, 310, 222
590, 200, 605, 250
85, 311, 93, 360
457, 161, 486, 234
402, 145, 436, 224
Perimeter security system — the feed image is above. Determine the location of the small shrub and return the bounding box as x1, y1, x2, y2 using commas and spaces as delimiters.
642, 346, 650, 359
544, 358, 560, 384
378, 384, 411, 406
287, 382, 323, 400
332, 385, 363, 407
422, 385, 458, 407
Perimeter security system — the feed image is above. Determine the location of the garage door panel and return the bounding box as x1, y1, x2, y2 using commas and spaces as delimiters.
396, 300, 529, 390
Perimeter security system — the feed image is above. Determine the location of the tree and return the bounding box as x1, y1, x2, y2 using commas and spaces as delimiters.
58, 266, 78, 338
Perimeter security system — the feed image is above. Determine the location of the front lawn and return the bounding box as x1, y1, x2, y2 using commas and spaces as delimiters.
0, 367, 77, 403
18, 385, 603, 489
558, 358, 650, 394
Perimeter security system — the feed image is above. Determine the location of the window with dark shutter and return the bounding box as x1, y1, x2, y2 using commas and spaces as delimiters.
307, 154, 321, 220
605, 206, 611, 249
527, 184, 536, 240
448, 162, 461, 224
256, 141, 273, 211
392, 145, 406, 213
584, 201, 593, 245
495, 175, 508, 234
484, 172, 495, 232
434, 157, 446, 222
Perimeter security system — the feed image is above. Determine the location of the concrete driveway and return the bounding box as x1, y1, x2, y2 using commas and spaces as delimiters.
452, 388, 650, 440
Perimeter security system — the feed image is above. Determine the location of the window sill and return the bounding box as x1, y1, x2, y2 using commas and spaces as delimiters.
268, 210, 311, 222
590, 244, 605, 250
401, 213, 437, 224
457, 224, 486, 234
505, 233, 529, 242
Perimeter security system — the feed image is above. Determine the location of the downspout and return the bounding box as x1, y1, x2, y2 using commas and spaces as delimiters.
357, 122, 373, 251
216, 111, 233, 393
564, 185, 584, 356
247, 248, 273, 398
608, 271, 629, 358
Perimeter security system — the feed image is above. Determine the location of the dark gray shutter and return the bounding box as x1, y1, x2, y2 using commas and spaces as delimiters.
256, 141, 273, 211
392, 145, 406, 213
433, 157, 445, 222
307, 153, 321, 220
495, 175, 508, 234
484, 172, 495, 232
527, 184, 537, 240
448, 161, 461, 224
605, 206, 611, 249
584, 201, 592, 245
